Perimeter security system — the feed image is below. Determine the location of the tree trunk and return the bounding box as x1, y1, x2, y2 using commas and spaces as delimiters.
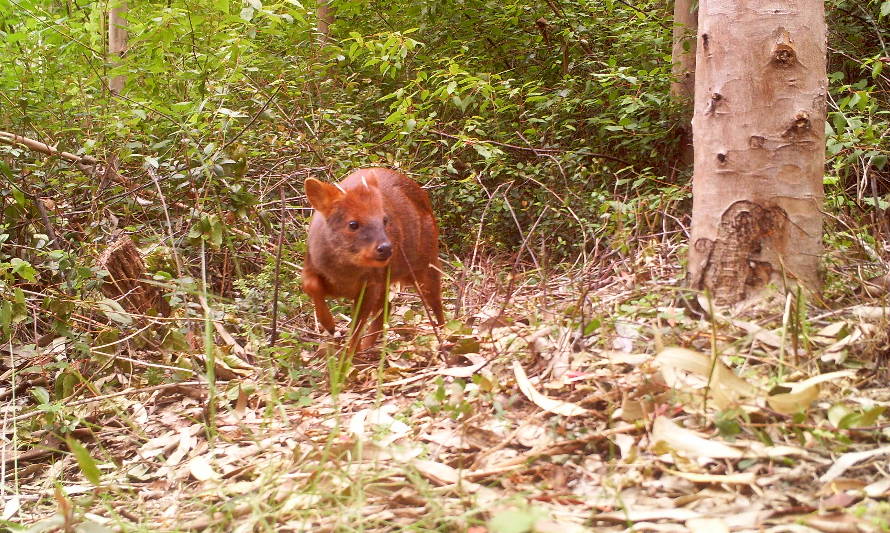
671, 0, 696, 166
688, 1, 826, 305
317, 0, 334, 43
108, 1, 128, 94
671, 0, 696, 102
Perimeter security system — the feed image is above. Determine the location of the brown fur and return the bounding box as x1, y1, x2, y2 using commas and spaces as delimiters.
302, 168, 444, 351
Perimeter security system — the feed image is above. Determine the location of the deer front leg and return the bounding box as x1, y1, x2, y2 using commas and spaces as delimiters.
349, 282, 386, 353
303, 269, 336, 333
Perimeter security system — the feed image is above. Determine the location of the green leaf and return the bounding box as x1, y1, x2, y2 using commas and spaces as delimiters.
160, 328, 190, 351
583, 318, 600, 336
12, 187, 25, 207
383, 109, 404, 125
488, 507, 543, 533
881, 1, 890, 17
714, 410, 743, 439
472, 143, 493, 159
855, 406, 886, 427
10, 258, 37, 282
452, 337, 481, 355
826, 140, 843, 157
32, 387, 51, 405
0, 302, 11, 336
828, 403, 852, 428
443, 319, 465, 333
209, 218, 223, 247
97, 298, 133, 325
67, 437, 102, 485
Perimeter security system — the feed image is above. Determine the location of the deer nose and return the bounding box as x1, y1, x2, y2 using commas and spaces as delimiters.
376, 242, 392, 260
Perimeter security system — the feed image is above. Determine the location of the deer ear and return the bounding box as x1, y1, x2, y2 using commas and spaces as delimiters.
305, 178, 344, 215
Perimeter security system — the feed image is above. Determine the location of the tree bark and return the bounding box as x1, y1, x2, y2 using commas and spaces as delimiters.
688, 0, 827, 305
671, 0, 696, 102
671, 0, 696, 166
316, 0, 334, 43
97, 232, 170, 316
108, 1, 127, 94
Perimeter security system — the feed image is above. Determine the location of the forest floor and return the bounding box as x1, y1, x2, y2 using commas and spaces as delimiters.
6, 245, 890, 532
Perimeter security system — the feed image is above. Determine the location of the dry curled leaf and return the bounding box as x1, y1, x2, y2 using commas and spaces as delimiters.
820, 445, 890, 483
438, 358, 488, 378
412, 459, 481, 492
188, 456, 218, 482
686, 518, 730, 533
651, 416, 743, 459
655, 347, 757, 409
768, 370, 856, 415
512, 360, 589, 417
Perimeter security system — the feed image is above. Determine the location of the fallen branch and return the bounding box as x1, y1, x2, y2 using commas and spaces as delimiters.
0, 130, 98, 166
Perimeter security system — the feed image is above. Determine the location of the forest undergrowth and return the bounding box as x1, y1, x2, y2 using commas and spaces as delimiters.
4, 156, 890, 531
3, 0, 890, 530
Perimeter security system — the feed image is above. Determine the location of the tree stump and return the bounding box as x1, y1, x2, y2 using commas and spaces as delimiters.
97, 232, 170, 316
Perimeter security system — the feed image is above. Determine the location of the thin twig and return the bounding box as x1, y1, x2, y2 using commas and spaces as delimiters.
218, 84, 282, 157
270, 186, 286, 347
147, 165, 184, 277
429, 129, 634, 166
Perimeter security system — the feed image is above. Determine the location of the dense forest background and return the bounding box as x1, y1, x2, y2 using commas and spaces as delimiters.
2, 0, 888, 310
3, 0, 890, 530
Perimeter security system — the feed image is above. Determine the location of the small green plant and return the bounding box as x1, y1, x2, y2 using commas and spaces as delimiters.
424, 377, 474, 419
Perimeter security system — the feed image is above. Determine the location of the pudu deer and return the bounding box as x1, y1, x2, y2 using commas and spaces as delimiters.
302, 168, 444, 352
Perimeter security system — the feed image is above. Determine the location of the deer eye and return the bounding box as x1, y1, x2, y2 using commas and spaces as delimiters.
348, 221, 360, 231
383, 216, 389, 226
